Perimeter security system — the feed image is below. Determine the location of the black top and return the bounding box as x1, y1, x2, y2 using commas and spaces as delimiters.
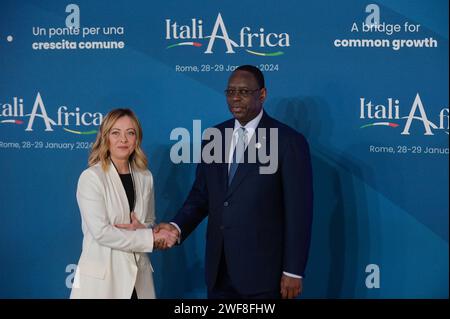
119, 173, 135, 213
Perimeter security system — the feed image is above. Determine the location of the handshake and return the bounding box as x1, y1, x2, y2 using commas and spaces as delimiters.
115, 213, 180, 250
152, 223, 180, 249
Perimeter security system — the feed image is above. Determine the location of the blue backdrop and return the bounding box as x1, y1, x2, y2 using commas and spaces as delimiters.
0, 0, 448, 298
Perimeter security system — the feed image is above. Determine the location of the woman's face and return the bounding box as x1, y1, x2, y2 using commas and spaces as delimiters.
108, 115, 137, 162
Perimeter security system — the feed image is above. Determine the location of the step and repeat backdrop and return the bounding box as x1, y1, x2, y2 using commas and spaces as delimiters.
0, 0, 448, 298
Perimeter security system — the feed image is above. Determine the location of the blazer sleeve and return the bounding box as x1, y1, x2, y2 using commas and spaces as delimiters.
76, 169, 154, 253
281, 133, 313, 277
172, 162, 209, 242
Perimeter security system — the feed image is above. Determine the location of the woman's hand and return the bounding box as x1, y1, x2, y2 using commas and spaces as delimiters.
115, 212, 146, 230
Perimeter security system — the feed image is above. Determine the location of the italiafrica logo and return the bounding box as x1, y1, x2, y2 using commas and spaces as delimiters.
165, 13, 289, 56
359, 93, 449, 136
0, 92, 102, 134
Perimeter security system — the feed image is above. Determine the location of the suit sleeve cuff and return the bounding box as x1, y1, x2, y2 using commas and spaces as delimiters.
170, 222, 182, 244
283, 271, 302, 279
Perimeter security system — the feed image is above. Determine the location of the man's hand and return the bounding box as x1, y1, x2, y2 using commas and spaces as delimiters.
280, 274, 302, 299
153, 223, 180, 249
114, 212, 146, 230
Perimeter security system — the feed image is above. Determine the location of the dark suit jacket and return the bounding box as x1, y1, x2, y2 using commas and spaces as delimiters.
173, 111, 313, 295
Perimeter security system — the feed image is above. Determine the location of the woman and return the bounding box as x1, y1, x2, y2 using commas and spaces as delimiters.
70, 108, 176, 299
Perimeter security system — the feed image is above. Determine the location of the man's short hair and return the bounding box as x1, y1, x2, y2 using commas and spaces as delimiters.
235, 65, 265, 89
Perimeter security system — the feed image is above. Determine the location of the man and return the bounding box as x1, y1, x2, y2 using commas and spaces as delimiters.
159, 65, 313, 299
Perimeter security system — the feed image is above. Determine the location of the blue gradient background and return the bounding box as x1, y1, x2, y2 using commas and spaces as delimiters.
0, 0, 448, 298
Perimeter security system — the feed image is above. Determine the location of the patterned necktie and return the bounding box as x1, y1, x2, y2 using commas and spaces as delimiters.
228, 127, 247, 185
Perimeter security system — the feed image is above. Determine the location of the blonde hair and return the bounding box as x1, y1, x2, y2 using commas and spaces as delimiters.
88, 108, 148, 171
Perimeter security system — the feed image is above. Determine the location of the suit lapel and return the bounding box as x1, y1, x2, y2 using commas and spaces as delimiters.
107, 161, 131, 221
218, 122, 233, 196
130, 162, 143, 215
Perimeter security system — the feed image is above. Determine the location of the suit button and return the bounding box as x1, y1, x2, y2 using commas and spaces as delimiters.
223, 201, 229, 207
220, 226, 225, 230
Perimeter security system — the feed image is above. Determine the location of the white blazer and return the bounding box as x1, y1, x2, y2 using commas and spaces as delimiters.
70, 162, 156, 299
